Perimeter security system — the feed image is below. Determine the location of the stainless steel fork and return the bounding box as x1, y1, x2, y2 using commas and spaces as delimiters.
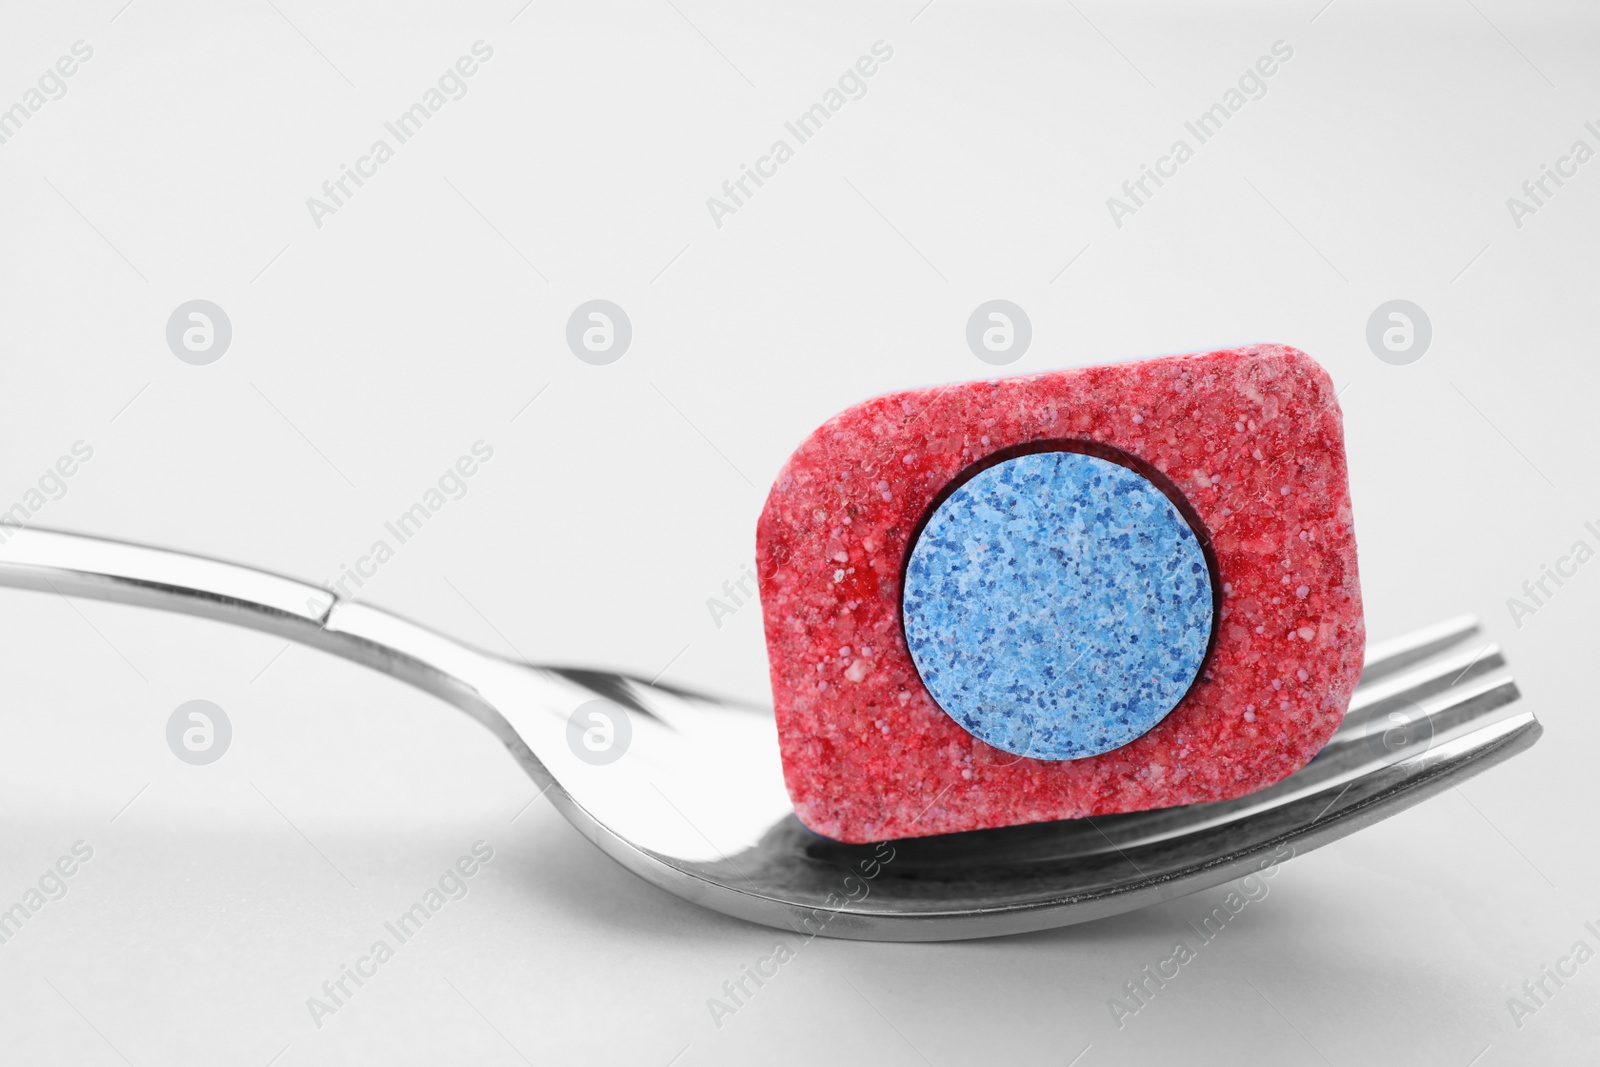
0, 527, 1538, 941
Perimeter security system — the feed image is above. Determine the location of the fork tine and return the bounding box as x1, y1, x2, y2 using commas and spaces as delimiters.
1359, 614, 1479, 683
1332, 642, 1504, 741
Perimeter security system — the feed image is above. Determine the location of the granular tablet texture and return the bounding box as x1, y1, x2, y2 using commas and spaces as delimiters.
903, 450, 1212, 761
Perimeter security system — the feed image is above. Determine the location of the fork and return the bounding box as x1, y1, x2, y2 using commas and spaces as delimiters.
0, 527, 1538, 941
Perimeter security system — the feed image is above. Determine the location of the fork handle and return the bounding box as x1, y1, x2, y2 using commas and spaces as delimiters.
0, 525, 514, 738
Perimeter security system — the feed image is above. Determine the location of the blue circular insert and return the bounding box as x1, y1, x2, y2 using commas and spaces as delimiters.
902, 450, 1213, 761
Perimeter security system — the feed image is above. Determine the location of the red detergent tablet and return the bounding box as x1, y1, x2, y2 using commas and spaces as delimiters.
756, 344, 1364, 843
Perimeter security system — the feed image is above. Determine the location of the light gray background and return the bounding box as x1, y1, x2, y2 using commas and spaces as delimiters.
0, 1, 1596, 1063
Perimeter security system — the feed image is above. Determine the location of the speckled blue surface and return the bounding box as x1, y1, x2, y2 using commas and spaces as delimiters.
902, 451, 1213, 761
